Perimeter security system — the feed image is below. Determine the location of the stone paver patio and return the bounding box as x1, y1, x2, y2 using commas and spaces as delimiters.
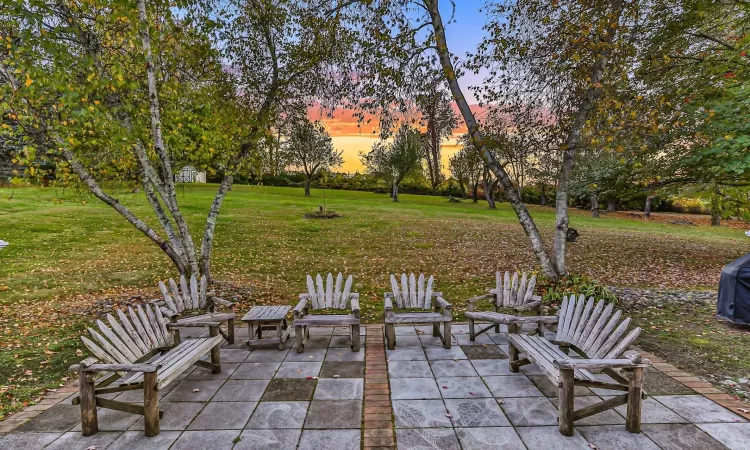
1, 324, 749, 449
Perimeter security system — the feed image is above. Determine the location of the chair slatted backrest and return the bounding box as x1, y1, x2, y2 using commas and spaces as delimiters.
389, 273, 434, 310
492, 271, 537, 308
158, 275, 207, 314
80, 304, 173, 365
555, 294, 642, 359
305, 273, 354, 310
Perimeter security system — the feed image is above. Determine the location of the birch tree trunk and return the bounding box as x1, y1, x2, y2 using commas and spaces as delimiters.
426, 0, 558, 279
392, 182, 399, 202
484, 175, 497, 209
201, 175, 234, 281
551, 0, 624, 277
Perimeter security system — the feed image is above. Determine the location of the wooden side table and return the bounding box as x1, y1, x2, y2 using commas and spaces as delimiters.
241, 305, 292, 350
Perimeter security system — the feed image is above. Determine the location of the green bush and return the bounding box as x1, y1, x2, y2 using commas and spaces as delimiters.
535, 272, 618, 306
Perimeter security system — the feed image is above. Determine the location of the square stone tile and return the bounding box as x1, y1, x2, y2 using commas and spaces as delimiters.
324, 348, 365, 362
489, 333, 509, 344
285, 347, 327, 362
114, 383, 177, 402
519, 363, 543, 375
161, 380, 224, 402
129, 402, 205, 430
436, 377, 492, 398
460, 345, 507, 360
445, 398, 510, 427
188, 401, 256, 430
396, 428, 460, 450
391, 377, 441, 400
389, 360, 433, 378
656, 395, 747, 423
452, 324, 470, 334
551, 396, 624, 425
15, 404, 80, 432
235, 429, 301, 450
304, 400, 362, 428
231, 362, 281, 379
71, 407, 140, 431
298, 429, 360, 450
419, 334, 450, 347
644, 370, 696, 395
455, 427, 525, 450
185, 363, 239, 380
329, 335, 355, 347
320, 361, 363, 378
262, 378, 316, 401
44, 431, 121, 450
430, 360, 478, 377
298, 336, 332, 348
213, 379, 270, 402
395, 326, 417, 335
515, 426, 590, 450
314, 378, 363, 400
500, 397, 559, 426
171, 430, 240, 450
393, 400, 451, 428
0, 432, 61, 449
527, 374, 592, 397
246, 348, 289, 362
471, 359, 521, 376
425, 346, 467, 360
246, 401, 309, 429
106, 430, 181, 450
387, 347, 426, 361
643, 424, 728, 450
607, 397, 688, 424
221, 348, 251, 363
275, 362, 322, 378
577, 425, 661, 450
393, 335, 422, 347
454, 334, 494, 346
697, 423, 750, 450
308, 327, 334, 336
484, 375, 544, 397
334, 326, 365, 336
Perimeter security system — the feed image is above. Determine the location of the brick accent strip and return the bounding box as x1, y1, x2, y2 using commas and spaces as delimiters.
363, 325, 395, 449
0, 383, 78, 434
633, 347, 750, 421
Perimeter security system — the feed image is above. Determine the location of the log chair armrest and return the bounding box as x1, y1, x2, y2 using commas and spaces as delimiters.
465, 293, 494, 312
435, 295, 452, 317
167, 321, 222, 328
349, 293, 360, 315
554, 358, 651, 371
515, 296, 542, 312
293, 296, 309, 319
207, 291, 234, 308
69, 362, 159, 373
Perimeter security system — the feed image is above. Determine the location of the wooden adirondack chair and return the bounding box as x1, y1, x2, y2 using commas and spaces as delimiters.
152, 274, 236, 344
384, 273, 452, 350
465, 271, 544, 340
69, 304, 223, 437
506, 294, 650, 436
293, 273, 361, 352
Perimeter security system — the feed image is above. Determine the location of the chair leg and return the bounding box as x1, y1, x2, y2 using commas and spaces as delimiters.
227, 318, 235, 344
78, 369, 98, 436
468, 319, 475, 342
351, 324, 361, 352
209, 327, 221, 374
276, 322, 284, 351
432, 322, 440, 337
295, 325, 304, 353
144, 371, 160, 437
509, 342, 520, 373
626, 367, 645, 433
558, 368, 575, 436
385, 323, 396, 350
443, 322, 451, 349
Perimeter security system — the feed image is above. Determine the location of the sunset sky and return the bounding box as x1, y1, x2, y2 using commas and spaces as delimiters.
312, 0, 490, 174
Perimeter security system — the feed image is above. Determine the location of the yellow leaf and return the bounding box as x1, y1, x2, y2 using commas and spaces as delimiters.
25, 77, 33, 87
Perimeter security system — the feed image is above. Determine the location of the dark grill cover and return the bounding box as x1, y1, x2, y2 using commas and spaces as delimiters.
717, 252, 750, 325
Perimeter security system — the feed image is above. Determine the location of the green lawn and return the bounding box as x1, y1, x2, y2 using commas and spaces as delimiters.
0, 184, 748, 417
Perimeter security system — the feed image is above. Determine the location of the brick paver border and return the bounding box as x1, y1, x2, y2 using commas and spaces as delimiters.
364, 325, 395, 449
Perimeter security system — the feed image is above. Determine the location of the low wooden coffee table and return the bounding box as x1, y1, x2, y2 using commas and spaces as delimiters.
241, 305, 292, 350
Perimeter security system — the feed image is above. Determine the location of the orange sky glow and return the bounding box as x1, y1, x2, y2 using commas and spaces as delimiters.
308, 104, 488, 174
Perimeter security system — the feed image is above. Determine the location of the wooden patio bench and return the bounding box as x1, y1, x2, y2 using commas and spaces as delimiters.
293, 273, 361, 352
507, 294, 650, 436
69, 304, 223, 437
152, 274, 236, 344
465, 271, 544, 340
384, 273, 452, 350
